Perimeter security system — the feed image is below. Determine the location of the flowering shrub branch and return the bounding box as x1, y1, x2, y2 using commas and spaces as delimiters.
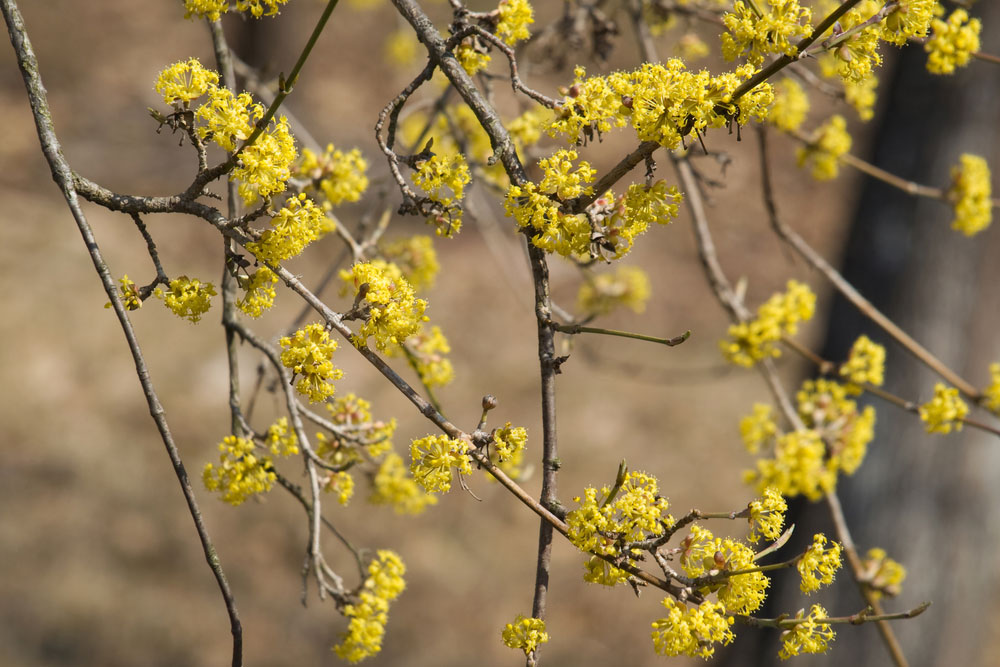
6, 0, 1000, 664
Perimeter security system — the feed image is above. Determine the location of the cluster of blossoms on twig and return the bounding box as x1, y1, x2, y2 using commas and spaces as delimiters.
44, 0, 1000, 662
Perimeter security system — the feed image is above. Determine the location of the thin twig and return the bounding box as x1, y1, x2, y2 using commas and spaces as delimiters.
1, 3, 243, 663
756, 126, 982, 399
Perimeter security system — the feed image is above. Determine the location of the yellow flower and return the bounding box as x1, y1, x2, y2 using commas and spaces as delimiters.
720, 0, 812, 66
110, 274, 143, 311
797, 115, 851, 181
340, 260, 428, 351
279, 323, 344, 403
155, 58, 219, 107
202, 423, 297, 506
496, 0, 534, 46
246, 194, 328, 265
984, 363, 1000, 416
948, 154, 992, 236
768, 78, 809, 132
747, 487, 786, 543
779, 604, 835, 658
232, 115, 297, 205
861, 547, 906, 599
297, 144, 369, 207
196, 87, 260, 153
381, 235, 439, 291
746, 429, 836, 501
501, 615, 548, 655
412, 152, 471, 237
236, 266, 278, 318
721, 280, 816, 367
651, 599, 734, 659
370, 452, 439, 515
797, 533, 842, 593
925, 8, 981, 75
577, 266, 651, 317
880, 0, 935, 46
155, 276, 216, 323
334, 551, 406, 662
919, 383, 968, 434
185, 0, 289, 20
839, 334, 886, 390
740, 403, 778, 454
409, 434, 472, 493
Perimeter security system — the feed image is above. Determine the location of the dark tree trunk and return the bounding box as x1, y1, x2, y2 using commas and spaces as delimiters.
721, 5, 1000, 665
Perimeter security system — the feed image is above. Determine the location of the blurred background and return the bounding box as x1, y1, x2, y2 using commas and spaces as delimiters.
1, 1, 998, 665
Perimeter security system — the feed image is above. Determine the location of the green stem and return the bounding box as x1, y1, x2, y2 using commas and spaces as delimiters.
552, 322, 691, 347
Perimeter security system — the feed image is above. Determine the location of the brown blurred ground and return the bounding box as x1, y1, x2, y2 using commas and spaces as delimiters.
0, 2, 867, 665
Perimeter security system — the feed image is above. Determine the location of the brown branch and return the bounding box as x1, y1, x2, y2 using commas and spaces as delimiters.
756, 126, 982, 399
1, 2, 243, 663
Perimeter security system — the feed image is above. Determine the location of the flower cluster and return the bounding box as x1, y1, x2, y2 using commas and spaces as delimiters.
202, 419, 298, 506
919, 383, 968, 434
740, 404, 779, 455
236, 266, 278, 318
503, 150, 596, 257
388, 324, 454, 388
797, 533, 842, 593
264, 416, 299, 457
184, 0, 288, 21
861, 547, 907, 599
577, 266, 651, 317
340, 261, 428, 351
279, 323, 344, 403
334, 550, 407, 662
505, 151, 680, 259
381, 235, 439, 291
721, 0, 812, 66
743, 378, 876, 499
545, 59, 773, 151
492, 422, 528, 463
202, 435, 275, 506
297, 143, 370, 208
880, 0, 936, 47
409, 434, 472, 493
496, 0, 534, 46
797, 379, 876, 475
156, 58, 298, 206
155, 276, 217, 323
747, 487, 787, 543
501, 614, 548, 656
778, 604, 835, 659
839, 334, 886, 390
412, 152, 471, 237
984, 363, 1000, 416
232, 115, 297, 204
817, 1, 883, 84
925, 8, 981, 75
246, 193, 330, 265
370, 452, 439, 515
797, 115, 851, 181
720, 280, 816, 367
316, 393, 398, 466
948, 153, 992, 236
680, 525, 769, 615
651, 599, 734, 659
155, 58, 219, 106
109, 274, 143, 311
566, 471, 672, 559
768, 77, 810, 133
747, 429, 835, 500
583, 555, 631, 587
